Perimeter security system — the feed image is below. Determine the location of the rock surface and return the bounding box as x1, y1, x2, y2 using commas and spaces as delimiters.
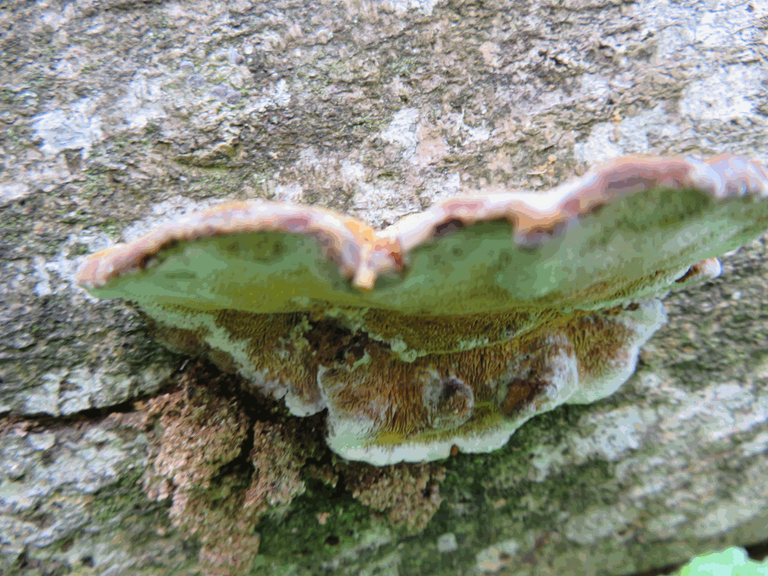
1, 0, 768, 575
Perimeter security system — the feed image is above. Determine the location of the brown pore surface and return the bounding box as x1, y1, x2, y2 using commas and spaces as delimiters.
143, 293, 643, 448
318, 307, 600, 441
146, 307, 324, 409
354, 307, 561, 355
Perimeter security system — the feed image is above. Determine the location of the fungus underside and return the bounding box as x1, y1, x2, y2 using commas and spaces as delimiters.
77, 155, 768, 465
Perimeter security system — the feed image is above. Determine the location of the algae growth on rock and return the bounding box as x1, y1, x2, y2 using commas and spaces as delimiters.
77, 155, 768, 465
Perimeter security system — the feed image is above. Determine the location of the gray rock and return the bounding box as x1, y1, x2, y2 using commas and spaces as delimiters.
1, 0, 767, 574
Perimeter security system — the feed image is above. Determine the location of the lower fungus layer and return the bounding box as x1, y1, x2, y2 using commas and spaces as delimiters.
76, 155, 768, 465
139, 295, 667, 465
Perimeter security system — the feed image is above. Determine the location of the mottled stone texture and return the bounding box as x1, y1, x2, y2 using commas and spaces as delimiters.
1, 0, 767, 575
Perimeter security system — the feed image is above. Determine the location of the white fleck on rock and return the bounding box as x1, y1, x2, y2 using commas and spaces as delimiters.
461, 123, 490, 144
679, 65, 764, 122
660, 383, 767, 443
27, 433, 56, 452
573, 106, 680, 165
564, 504, 638, 545
117, 74, 168, 129
422, 172, 462, 205
694, 2, 766, 48
244, 78, 291, 114
321, 526, 393, 570
21, 364, 171, 417
341, 160, 366, 182
23, 370, 66, 415
0, 182, 31, 206
740, 432, 768, 457
527, 443, 569, 482
387, 0, 440, 16
437, 532, 458, 553
381, 108, 420, 151
449, 111, 491, 145
33, 257, 53, 297
273, 183, 303, 203
270, 78, 291, 107
31, 98, 104, 158
475, 539, 520, 574
646, 513, 689, 539
570, 406, 650, 462
351, 181, 420, 228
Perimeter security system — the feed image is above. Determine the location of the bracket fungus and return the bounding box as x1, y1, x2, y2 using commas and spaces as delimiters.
77, 155, 768, 465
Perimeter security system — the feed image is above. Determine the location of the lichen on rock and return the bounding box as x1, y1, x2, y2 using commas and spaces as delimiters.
144, 387, 249, 496
135, 361, 453, 574
244, 420, 312, 513
139, 364, 317, 575
343, 461, 446, 532
77, 155, 768, 465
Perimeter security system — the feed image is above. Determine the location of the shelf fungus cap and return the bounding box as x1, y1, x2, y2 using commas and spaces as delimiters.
77, 155, 768, 465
